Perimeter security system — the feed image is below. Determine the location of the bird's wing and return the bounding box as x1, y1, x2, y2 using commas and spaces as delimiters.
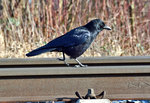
43, 28, 90, 49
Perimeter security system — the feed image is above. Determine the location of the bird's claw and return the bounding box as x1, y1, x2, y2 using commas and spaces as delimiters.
57, 58, 65, 61
65, 62, 70, 67
57, 58, 70, 66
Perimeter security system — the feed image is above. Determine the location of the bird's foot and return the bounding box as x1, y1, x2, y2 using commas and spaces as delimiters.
75, 64, 87, 68
65, 62, 70, 67
57, 58, 70, 67
74, 58, 87, 68
57, 58, 65, 61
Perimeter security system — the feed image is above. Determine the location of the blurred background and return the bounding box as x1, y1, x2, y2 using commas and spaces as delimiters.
0, 0, 150, 58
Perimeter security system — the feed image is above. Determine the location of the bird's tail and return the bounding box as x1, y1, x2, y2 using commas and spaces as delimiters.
26, 46, 56, 57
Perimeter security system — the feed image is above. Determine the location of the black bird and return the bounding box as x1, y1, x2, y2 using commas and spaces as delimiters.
26, 19, 111, 67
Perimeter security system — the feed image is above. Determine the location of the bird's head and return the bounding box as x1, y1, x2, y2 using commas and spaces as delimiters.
93, 19, 111, 31
85, 19, 111, 32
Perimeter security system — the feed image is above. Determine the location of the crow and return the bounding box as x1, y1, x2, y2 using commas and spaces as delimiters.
26, 19, 111, 67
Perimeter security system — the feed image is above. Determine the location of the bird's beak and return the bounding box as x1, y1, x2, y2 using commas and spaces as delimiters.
103, 25, 111, 30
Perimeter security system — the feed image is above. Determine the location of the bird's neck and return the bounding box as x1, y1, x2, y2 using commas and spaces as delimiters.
84, 23, 96, 32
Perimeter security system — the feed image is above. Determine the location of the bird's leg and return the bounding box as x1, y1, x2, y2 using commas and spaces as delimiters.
57, 52, 65, 61
57, 52, 70, 66
74, 58, 87, 67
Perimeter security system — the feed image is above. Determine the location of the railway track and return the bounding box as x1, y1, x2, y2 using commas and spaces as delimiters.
0, 56, 150, 102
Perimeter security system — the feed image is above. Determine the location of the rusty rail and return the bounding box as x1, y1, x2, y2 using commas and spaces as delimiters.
0, 56, 150, 102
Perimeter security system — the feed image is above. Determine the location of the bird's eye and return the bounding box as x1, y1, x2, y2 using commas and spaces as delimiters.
99, 23, 104, 28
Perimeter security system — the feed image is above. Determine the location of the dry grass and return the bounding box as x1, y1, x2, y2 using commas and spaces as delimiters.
0, 0, 150, 58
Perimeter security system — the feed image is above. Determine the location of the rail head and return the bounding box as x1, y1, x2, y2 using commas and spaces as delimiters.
0, 56, 150, 66
0, 56, 150, 77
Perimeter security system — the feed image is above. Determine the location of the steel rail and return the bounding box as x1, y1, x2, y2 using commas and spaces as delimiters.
0, 56, 150, 102
0, 56, 150, 65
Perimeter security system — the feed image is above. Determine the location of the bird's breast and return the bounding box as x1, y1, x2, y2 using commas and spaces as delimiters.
63, 41, 92, 59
